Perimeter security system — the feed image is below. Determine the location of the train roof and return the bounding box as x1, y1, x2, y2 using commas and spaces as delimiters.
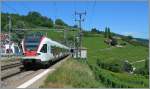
23, 35, 69, 49
45, 37, 69, 49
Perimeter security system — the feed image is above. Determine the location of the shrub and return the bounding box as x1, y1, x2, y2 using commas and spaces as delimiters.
120, 42, 127, 46
110, 38, 118, 46
92, 66, 149, 88
96, 59, 122, 72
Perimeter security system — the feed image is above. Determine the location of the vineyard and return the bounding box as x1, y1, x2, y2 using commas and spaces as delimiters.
90, 65, 148, 88
83, 33, 149, 88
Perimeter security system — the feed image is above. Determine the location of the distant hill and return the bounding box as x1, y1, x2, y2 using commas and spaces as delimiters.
1, 11, 69, 32
134, 38, 149, 44
84, 30, 148, 47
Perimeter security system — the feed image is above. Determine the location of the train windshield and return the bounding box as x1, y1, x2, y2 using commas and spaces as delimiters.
24, 36, 41, 51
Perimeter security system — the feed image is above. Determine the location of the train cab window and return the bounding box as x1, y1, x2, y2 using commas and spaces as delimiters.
40, 44, 47, 53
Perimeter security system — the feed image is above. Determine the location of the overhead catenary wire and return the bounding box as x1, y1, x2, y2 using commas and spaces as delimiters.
73, 1, 88, 58
2, 3, 18, 33
21, 3, 33, 13
2, 3, 28, 31
73, 0, 77, 26
1, 3, 14, 57
2, 3, 18, 14
53, 1, 58, 24
74, 11, 86, 58
74, 0, 79, 28
90, 0, 96, 30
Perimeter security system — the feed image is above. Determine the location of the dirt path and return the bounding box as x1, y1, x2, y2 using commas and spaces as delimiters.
131, 60, 145, 64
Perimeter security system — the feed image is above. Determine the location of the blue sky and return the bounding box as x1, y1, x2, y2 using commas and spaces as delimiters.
1, 1, 149, 39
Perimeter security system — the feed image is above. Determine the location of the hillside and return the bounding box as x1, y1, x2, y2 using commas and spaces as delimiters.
134, 38, 149, 44
2, 11, 80, 46
2, 12, 148, 88
1, 12, 75, 32
41, 32, 149, 88
83, 33, 149, 88
83, 35, 148, 69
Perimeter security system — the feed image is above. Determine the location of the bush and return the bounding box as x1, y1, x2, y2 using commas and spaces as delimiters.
134, 67, 149, 76
97, 59, 122, 72
109, 63, 122, 72
92, 66, 149, 88
110, 38, 118, 46
55, 19, 67, 26
120, 42, 127, 46
123, 61, 133, 72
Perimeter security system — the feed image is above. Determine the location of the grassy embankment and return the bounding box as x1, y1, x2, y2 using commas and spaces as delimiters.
40, 59, 104, 88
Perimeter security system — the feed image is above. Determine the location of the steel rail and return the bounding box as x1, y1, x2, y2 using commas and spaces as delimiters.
1, 62, 22, 71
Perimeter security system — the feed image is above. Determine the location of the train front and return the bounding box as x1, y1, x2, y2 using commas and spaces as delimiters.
21, 35, 42, 66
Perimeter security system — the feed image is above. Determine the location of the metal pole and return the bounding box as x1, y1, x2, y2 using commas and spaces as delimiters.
79, 14, 82, 58
64, 29, 67, 45
75, 11, 86, 58
0, 2, 2, 87
8, 16, 11, 56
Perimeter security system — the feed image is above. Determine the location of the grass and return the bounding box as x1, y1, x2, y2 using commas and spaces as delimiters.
82, 33, 149, 88
40, 32, 148, 88
29, 28, 78, 42
41, 59, 104, 88
83, 34, 148, 70
92, 66, 149, 88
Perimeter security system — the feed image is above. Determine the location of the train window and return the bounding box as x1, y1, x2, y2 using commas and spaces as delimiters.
24, 36, 41, 51
40, 44, 47, 53
70, 49, 74, 53
25, 36, 41, 43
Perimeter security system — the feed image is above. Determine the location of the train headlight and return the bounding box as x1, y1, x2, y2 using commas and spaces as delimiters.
37, 53, 41, 55
22, 53, 25, 56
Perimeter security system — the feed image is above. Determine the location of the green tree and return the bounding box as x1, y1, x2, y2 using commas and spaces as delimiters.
2, 11, 55, 31
47, 18, 54, 28
14, 20, 26, 29
41, 17, 53, 28
107, 27, 112, 38
55, 19, 67, 26
73, 24, 78, 28
127, 35, 133, 40
91, 28, 99, 33
1, 14, 6, 31
26, 11, 54, 28
145, 59, 149, 69
104, 27, 108, 38
104, 27, 112, 38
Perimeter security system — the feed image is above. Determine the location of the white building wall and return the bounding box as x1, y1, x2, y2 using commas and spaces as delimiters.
81, 50, 87, 59
73, 49, 87, 59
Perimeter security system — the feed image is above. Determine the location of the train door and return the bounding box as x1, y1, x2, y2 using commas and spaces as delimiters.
47, 44, 53, 60
40, 44, 49, 61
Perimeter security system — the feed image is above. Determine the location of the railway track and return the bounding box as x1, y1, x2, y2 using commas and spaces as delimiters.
1, 62, 23, 80
1, 55, 70, 88
1, 55, 68, 80
1, 62, 22, 71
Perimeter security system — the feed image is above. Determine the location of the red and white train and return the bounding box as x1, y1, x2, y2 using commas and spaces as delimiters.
21, 35, 70, 67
